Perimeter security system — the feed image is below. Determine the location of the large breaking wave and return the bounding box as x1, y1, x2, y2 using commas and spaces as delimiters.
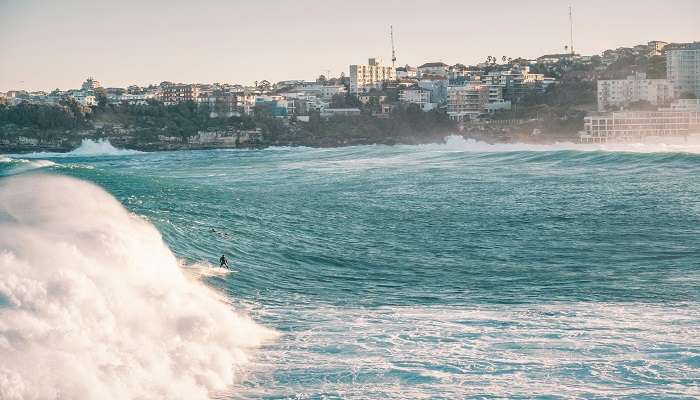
0, 175, 276, 399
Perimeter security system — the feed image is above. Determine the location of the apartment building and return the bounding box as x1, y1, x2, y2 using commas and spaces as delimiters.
666, 42, 700, 98
483, 66, 549, 100
160, 84, 201, 105
597, 72, 674, 111
399, 88, 435, 111
447, 84, 490, 121
582, 109, 700, 142
349, 58, 395, 94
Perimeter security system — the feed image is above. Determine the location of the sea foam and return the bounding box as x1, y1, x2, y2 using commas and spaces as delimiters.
0, 175, 275, 399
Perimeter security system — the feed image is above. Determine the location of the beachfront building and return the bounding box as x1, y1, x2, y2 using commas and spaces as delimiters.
597, 72, 674, 111
447, 84, 490, 121
399, 88, 435, 111
581, 104, 700, 143
349, 58, 395, 94
666, 42, 700, 98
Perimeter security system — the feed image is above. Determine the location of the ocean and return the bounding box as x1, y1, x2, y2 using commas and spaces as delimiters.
1, 137, 699, 399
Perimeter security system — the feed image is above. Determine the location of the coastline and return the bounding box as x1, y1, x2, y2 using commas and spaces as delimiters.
0, 130, 581, 154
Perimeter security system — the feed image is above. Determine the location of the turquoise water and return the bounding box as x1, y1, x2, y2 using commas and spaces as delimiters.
2, 138, 700, 398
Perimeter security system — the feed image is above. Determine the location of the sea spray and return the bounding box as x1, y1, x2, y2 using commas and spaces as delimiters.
0, 175, 276, 399
67, 138, 143, 156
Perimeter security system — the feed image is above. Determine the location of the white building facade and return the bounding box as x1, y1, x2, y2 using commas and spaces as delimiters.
417, 62, 449, 78
666, 42, 700, 99
399, 89, 435, 111
597, 73, 674, 111
349, 58, 395, 94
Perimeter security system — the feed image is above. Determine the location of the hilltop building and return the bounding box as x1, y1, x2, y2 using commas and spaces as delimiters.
395, 65, 417, 79
160, 84, 201, 105
597, 72, 674, 111
666, 42, 700, 99
417, 62, 449, 78
648, 41, 668, 57
81, 77, 102, 91
349, 58, 395, 94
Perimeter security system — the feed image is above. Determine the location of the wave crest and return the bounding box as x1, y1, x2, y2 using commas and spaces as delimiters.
0, 175, 275, 399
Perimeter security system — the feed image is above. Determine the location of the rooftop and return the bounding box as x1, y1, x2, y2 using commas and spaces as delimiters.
418, 62, 449, 68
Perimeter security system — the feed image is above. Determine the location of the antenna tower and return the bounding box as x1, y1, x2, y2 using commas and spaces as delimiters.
569, 5, 575, 55
390, 25, 397, 68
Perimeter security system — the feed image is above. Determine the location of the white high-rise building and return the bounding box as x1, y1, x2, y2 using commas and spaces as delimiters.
666, 42, 700, 99
597, 72, 674, 112
349, 58, 395, 94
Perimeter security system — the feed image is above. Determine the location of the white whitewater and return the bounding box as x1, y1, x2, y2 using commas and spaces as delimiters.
433, 134, 700, 154
67, 138, 143, 156
0, 175, 276, 399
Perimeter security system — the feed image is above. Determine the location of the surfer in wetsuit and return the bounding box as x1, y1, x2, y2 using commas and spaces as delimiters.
219, 254, 229, 269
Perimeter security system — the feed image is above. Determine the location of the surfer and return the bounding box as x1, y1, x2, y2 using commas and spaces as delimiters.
219, 254, 229, 269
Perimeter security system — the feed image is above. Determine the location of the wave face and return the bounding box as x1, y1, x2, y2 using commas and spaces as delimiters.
2, 137, 700, 398
0, 175, 275, 399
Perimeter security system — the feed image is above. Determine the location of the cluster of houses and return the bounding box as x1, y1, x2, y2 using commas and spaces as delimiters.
582, 42, 700, 142
350, 58, 557, 121
2, 40, 699, 143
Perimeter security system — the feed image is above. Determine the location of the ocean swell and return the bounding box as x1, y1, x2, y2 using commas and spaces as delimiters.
0, 175, 275, 399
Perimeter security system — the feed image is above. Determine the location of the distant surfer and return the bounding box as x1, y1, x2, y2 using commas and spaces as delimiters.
219, 254, 230, 269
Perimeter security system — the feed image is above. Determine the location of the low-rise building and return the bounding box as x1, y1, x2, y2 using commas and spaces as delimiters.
399, 88, 435, 111
395, 65, 417, 79
536, 53, 579, 65
417, 62, 449, 78
69, 92, 97, 106
319, 85, 347, 99
320, 108, 362, 118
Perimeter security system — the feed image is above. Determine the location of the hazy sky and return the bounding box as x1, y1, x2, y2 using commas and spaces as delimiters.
1, 0, 698, 91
